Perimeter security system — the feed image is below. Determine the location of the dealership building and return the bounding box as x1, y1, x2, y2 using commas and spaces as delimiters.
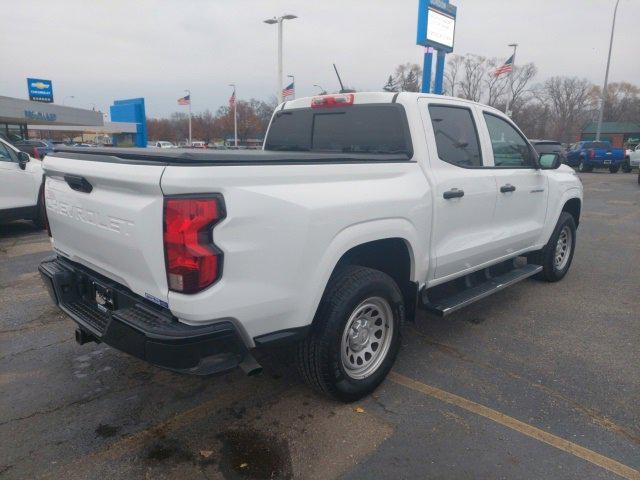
0, 95, 147, 147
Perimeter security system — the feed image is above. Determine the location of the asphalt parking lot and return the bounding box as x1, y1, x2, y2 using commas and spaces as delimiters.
1, 172, 638, 480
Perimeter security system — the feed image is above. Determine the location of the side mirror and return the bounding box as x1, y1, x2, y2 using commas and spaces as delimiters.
18, 151, 30, 170
539, 153, 561, 170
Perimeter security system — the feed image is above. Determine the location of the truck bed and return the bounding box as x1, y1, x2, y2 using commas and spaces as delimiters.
51, 147, 411, 166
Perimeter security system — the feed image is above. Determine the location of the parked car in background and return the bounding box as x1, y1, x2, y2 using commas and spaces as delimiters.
40, 92, 582, 401
191, 141, 207, 149
623, 144, 640, 173
14, 139, 55, 159
151, 141, 176, 149
0, 137, 46, 228
530, 140, 566, 165
565, 141, 625, 173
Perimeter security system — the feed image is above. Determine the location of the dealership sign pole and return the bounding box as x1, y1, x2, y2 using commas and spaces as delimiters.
416, 0, 457, 94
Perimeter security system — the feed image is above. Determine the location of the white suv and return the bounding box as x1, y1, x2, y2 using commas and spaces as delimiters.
0, 137, 46, 228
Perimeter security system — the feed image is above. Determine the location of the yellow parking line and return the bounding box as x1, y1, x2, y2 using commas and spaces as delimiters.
388, 371, 640, 480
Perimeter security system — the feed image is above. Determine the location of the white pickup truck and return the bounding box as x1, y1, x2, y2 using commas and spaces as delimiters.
39, 92, 583, 401
0, 137, 46, 228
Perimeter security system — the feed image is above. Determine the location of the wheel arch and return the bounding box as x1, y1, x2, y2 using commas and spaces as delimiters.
562, 197, 581, 227
306, 219, 424, 328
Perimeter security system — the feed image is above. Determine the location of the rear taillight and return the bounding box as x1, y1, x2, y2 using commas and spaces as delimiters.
588, 148, 595, 159
311, 93, 354, 109
163, 196, 225, 294
32, 147, 40, 160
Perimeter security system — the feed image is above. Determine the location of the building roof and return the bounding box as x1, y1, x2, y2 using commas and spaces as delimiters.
582, 122, 640, 134
0, 95, 104, 126
28, 121, 137, 134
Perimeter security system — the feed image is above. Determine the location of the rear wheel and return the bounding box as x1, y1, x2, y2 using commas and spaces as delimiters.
529, 212, 577, 282
609, 164, 620, 174
296, 265, 403, 402
621, 158, 631, 173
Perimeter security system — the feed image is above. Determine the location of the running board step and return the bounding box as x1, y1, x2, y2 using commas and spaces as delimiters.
422, 264, 542, 317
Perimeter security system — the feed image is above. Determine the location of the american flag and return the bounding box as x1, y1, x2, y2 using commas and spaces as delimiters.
493, 55, 514, 77
177, 94, 190, 105
282, 82, 295, 99
229, 91, 236, 108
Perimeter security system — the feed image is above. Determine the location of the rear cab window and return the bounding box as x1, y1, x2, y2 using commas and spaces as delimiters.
264, 104, 413, 157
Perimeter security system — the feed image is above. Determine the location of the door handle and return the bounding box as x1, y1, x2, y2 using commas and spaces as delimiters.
64, 174, 93, 193
443, 188, 464, 199
500, 184, 516, 193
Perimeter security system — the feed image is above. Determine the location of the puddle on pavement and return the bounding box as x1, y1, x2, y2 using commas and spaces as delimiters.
218, 428, 292, 479
145, 438, 194, 464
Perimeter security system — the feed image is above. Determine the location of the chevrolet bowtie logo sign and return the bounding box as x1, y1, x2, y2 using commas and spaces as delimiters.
26, 77, 54, 103
30, 81, 50, 90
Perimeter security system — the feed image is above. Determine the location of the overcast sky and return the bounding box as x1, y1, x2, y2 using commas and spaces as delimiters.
2, 0, 639, 118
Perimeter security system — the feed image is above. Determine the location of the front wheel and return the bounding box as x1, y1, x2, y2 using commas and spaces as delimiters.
529, 212, 577, 282
296, 265, 403, 402
577, 159, 592, 173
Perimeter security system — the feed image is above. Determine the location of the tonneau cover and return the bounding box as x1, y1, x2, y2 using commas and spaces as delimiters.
50, 147, 410, 166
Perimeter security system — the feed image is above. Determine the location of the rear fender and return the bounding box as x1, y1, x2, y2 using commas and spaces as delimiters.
301, 218, 424, 327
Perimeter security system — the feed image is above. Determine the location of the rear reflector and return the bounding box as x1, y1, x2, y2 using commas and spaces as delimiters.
163, 196, 225, 294
311, 93, 354, 109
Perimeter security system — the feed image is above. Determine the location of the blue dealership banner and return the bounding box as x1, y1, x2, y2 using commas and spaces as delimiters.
27, 78, 54, 103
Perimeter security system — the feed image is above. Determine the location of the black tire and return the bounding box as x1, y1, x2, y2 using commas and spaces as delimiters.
529, 212, 577, 282
33, 184, 47, 230
296, 265, 403, 402
621, 159, 631, 173
609, 165, 620, 174
577, 159, 592, 173
637, 172, 640, 185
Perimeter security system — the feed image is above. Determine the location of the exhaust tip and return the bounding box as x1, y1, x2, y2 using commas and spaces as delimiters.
239, 354, 263, 376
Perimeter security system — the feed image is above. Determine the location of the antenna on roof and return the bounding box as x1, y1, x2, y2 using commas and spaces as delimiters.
333, 64, 356, 94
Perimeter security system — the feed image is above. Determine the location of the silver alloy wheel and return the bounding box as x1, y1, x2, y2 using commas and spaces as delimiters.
340, 296, 394, 380
554, 225, 572, 271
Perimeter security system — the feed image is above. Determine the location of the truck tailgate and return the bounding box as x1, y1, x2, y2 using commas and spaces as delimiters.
43, 155, 168, 305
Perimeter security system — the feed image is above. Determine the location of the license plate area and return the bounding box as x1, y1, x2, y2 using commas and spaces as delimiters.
93, 281, 116, 313
604, 160, 612, 165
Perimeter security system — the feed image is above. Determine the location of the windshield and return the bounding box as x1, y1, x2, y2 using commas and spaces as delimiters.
265, 104, 412, 156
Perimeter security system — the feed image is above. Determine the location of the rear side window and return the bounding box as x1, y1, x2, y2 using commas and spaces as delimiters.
428, 105, 482, 167
265, 104, 412, 156
483, 113, 535, 168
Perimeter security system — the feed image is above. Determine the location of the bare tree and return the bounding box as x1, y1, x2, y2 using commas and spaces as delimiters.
507, 63, 538, 116
443, 54, 464, 96
595, 82, 640, 122
483, 58, 510, 108
539, 76, 597, 142
458, 55, 487, 102
391, 63, 422, 92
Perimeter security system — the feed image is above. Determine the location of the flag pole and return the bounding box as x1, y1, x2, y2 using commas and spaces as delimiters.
185, 89, 192, 146
505, 44, 518, 117
233, 85, 238, 148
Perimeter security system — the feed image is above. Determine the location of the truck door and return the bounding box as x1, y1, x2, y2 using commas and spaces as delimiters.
0, 141, 38, 212
419, 99, 500, 282
478, 111, 548, 254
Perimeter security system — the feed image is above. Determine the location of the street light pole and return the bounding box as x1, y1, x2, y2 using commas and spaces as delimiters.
264, 14, 297, 103
595, 0, 620, 141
